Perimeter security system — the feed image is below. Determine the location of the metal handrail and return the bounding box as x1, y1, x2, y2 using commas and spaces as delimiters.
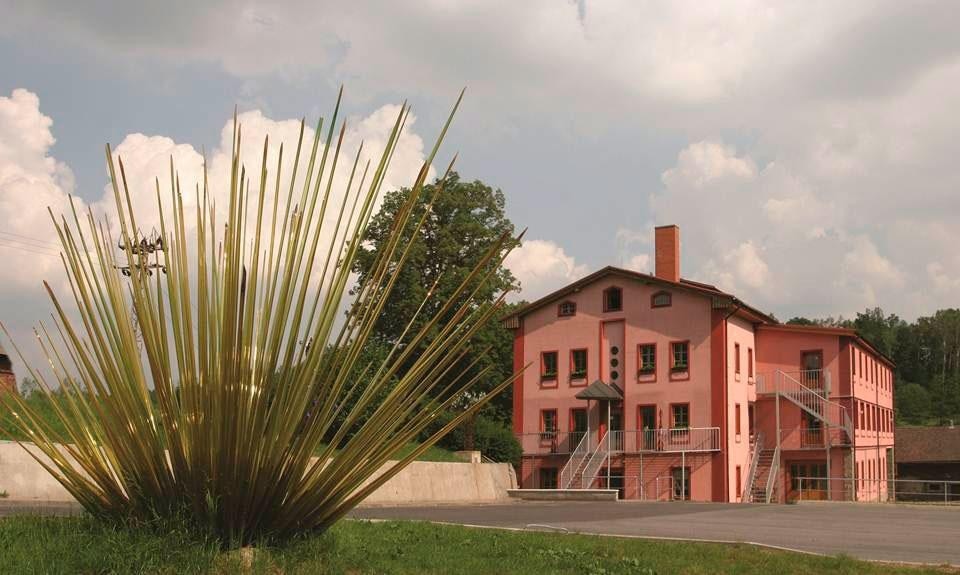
742, 432, 763, 501
795, 476, 960, 505
775, 370, 853, 440
764, 445, 780, 503
559, 430, 591, 489
579, 431, 610, 490
516, 431, 587, 455
608, 427, 721, 453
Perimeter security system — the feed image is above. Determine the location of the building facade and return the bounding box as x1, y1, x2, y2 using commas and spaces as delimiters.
506, 225, 895, 503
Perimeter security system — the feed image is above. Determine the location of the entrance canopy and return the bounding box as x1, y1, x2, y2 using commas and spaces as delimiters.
575, 380, 623, 401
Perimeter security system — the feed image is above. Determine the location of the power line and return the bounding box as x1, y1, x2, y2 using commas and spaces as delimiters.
0, 230, 60, 249
0, 240, 59, 258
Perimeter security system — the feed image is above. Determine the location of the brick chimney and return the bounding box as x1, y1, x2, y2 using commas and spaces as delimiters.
655, 225, 680, 283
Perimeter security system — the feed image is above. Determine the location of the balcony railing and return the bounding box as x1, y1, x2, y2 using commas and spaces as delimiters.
516, 431, 588, 455
611, 427, 721, 453
519, 428, 720, 455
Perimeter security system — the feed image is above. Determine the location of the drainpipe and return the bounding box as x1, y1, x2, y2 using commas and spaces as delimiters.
607, 400, 611, 490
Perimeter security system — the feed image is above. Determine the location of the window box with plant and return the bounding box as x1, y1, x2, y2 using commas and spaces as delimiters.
670, 341, 690, 379
637, 343, 656, 381
570, 349, 588, 383
540, 351, 559, 385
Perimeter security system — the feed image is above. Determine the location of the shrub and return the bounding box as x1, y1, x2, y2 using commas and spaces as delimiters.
0, 91, 521, 547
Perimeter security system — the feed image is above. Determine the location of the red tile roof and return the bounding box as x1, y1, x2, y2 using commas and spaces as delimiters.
896, 426, 960, 463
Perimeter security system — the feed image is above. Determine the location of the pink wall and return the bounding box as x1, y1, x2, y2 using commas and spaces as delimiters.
518, 276, 715, 440
755, 328, 843, 395
726, 315, 756, 501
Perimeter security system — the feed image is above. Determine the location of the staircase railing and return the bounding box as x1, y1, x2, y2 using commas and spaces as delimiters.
579, 431, 610, 490
743, 432, 764, 501
764, 445, 780, 504
776, 370, 853, 441
560, 430, 591, 489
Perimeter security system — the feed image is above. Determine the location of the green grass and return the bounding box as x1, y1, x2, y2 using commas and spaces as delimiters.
0, 516, 953, 574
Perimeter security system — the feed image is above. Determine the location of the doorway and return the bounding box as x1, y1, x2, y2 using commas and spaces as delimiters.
638, 405, 656, 450
788, 462, 827, 501
801, 350, 823, 388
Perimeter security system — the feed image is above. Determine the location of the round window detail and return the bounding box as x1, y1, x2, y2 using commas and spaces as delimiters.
610, 370, 619, 380
610, 346, 619, 355
610, 358, 619, 368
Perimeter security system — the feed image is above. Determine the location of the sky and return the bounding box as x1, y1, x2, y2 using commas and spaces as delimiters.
1, 1, 959, 374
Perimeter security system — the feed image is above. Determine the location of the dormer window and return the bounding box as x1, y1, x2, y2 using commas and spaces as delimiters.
557, 301, 577, 317
603, 286, 622, 312
651, 291, 672, 308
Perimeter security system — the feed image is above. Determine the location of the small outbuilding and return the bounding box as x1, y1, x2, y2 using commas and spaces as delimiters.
895, 425, 960, 502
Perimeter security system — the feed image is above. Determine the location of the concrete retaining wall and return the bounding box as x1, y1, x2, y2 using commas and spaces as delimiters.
0, 441, 517, 506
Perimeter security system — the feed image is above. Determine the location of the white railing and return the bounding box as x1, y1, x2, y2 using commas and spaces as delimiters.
608, 427, 721, 453
742, 432, 763, 501
759, 370, 852, 442
795, 477, 960, 505
764, 445, 780, 503
578, 431, 610, 490
559, 431, 591, 489
515, 431, 587, 455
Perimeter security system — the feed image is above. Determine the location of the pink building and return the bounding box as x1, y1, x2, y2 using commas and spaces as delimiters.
504, 225, 894, 503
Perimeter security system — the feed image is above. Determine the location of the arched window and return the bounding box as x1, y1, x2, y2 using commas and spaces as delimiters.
603, 286, 622, 312
651, 290, 672, 308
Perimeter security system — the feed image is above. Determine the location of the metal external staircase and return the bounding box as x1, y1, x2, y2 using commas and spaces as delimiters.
750, 447, 779, 503
579, 431, 611, 489
559, 431, 610, 489
560, 431, 592, 489
765, 370, 854, 445
742, 432, 763, 501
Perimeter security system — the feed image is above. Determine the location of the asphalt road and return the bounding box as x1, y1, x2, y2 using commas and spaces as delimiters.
351, 500, 960, 566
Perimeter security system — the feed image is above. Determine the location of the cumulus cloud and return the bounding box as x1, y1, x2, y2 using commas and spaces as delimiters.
0, 89, 432, 378
660, 141, 756, 189
623, 254, 651, 274
0, 89, 76, 291
504, 239, 588, 302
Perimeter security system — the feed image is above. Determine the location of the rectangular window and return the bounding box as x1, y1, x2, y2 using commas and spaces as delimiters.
541, 351, 558, 381
540, 410, 557, 441
672, 403, 690, 429
748, 348, 754, 378
851, 348, 856, 377
638, 343, 656, 374
735, 404, 742, 439
671, 467, 691, 500
570, 408, 588, 434
570, 349, 588, 379
558, 301, 576, 317
735, 343, 741, 375
671, 341, 689, 371
539, 467, 558, 489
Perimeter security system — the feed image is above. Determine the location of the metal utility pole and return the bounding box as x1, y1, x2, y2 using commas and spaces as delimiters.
115, 230, 167, 350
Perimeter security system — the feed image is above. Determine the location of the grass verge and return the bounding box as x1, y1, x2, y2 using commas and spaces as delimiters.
0, 515, 955, 574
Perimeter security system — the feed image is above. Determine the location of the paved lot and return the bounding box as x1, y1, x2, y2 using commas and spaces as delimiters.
352, 500, 960, 566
